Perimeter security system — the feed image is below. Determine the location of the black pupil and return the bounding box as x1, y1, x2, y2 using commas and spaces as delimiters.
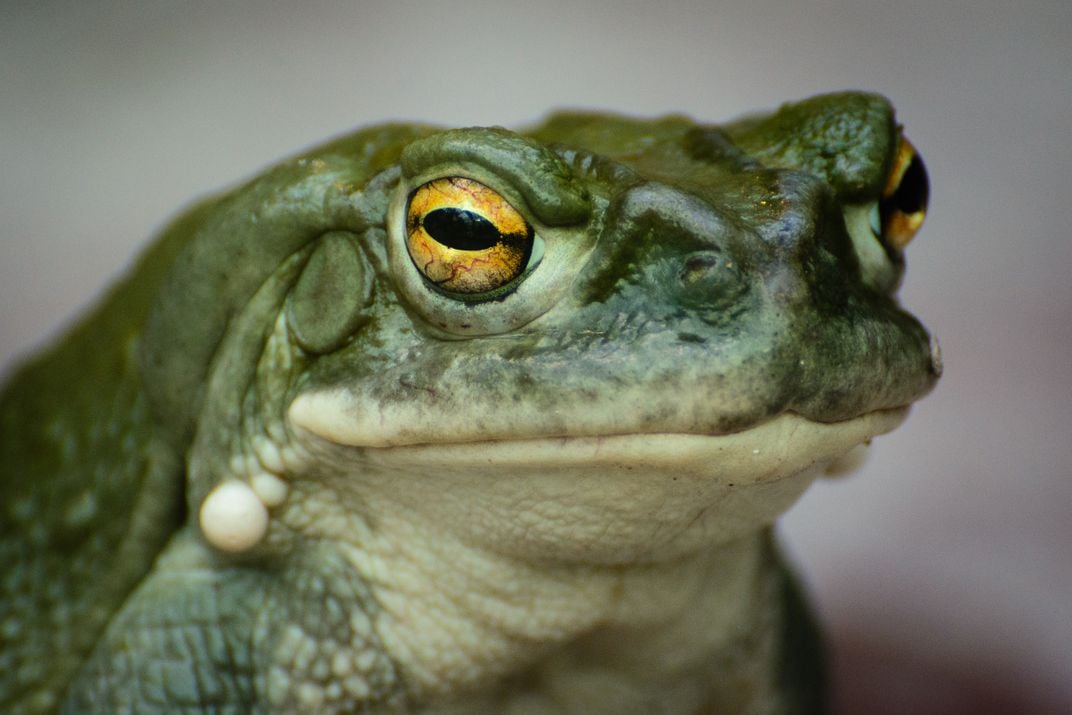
422, 208, 503, 251
889, 153, 930, 215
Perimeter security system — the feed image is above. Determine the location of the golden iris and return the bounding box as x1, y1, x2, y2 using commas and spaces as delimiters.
406, 177, 534, 294
879, 135, 929, 249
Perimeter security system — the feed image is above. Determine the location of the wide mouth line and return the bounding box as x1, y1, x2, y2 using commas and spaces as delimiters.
294, 408, 910, 468
349, 425, 752, 452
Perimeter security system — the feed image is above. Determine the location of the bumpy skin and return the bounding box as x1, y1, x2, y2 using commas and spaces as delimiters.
0, 93, 938, 713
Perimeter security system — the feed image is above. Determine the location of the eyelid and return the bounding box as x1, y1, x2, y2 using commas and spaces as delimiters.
399, 127, 591, 226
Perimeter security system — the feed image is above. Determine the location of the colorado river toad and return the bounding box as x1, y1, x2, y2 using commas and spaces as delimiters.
0, 92, 937, 713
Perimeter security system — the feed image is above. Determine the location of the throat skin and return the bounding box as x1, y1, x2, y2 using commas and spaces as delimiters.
419, 533, 802, 715
272, 411, 902, 712
288, 459, 822, 714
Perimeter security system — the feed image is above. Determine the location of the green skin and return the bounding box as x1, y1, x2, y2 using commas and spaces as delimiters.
0, 92, 938, 713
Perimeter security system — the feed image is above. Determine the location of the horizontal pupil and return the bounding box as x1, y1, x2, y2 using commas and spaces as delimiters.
423, 208, 503, 251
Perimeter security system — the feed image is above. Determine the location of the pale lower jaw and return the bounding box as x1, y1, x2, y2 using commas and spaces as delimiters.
277, 407, 910, 564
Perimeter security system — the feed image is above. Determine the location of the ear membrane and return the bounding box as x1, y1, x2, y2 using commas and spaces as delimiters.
285, 231, 374, 354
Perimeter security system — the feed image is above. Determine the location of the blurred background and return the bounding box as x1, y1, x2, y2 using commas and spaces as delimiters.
2, 1, 1069, 712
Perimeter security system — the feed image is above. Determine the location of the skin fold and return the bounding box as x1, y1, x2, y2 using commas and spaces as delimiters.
0, 92, 938, 713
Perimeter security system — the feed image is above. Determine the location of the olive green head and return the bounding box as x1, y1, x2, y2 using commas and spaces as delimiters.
277, 91, 937, 452
134, 92, 936, 467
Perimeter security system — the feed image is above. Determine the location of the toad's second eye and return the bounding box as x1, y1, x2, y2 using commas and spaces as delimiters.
879, 135, 929, 250
406, 177, 534, 296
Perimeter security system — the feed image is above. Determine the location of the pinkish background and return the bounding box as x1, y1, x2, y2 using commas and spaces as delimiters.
2, 2, 1069, 711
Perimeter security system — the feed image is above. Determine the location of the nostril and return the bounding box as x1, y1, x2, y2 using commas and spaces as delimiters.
671, 249, 748, 320
929, 334, 943, 377
680, 251, 721, 284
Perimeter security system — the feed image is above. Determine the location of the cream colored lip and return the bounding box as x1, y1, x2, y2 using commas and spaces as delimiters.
292, 404, 909, 486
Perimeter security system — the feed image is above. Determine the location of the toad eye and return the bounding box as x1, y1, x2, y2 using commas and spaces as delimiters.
405, 177, 535, 296
878, 135, 929, 249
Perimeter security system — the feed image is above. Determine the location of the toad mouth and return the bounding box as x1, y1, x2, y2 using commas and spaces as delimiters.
289, 392, 909, 486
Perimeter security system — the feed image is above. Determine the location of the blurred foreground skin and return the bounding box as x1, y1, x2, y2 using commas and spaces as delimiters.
1, 92, 937, 713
